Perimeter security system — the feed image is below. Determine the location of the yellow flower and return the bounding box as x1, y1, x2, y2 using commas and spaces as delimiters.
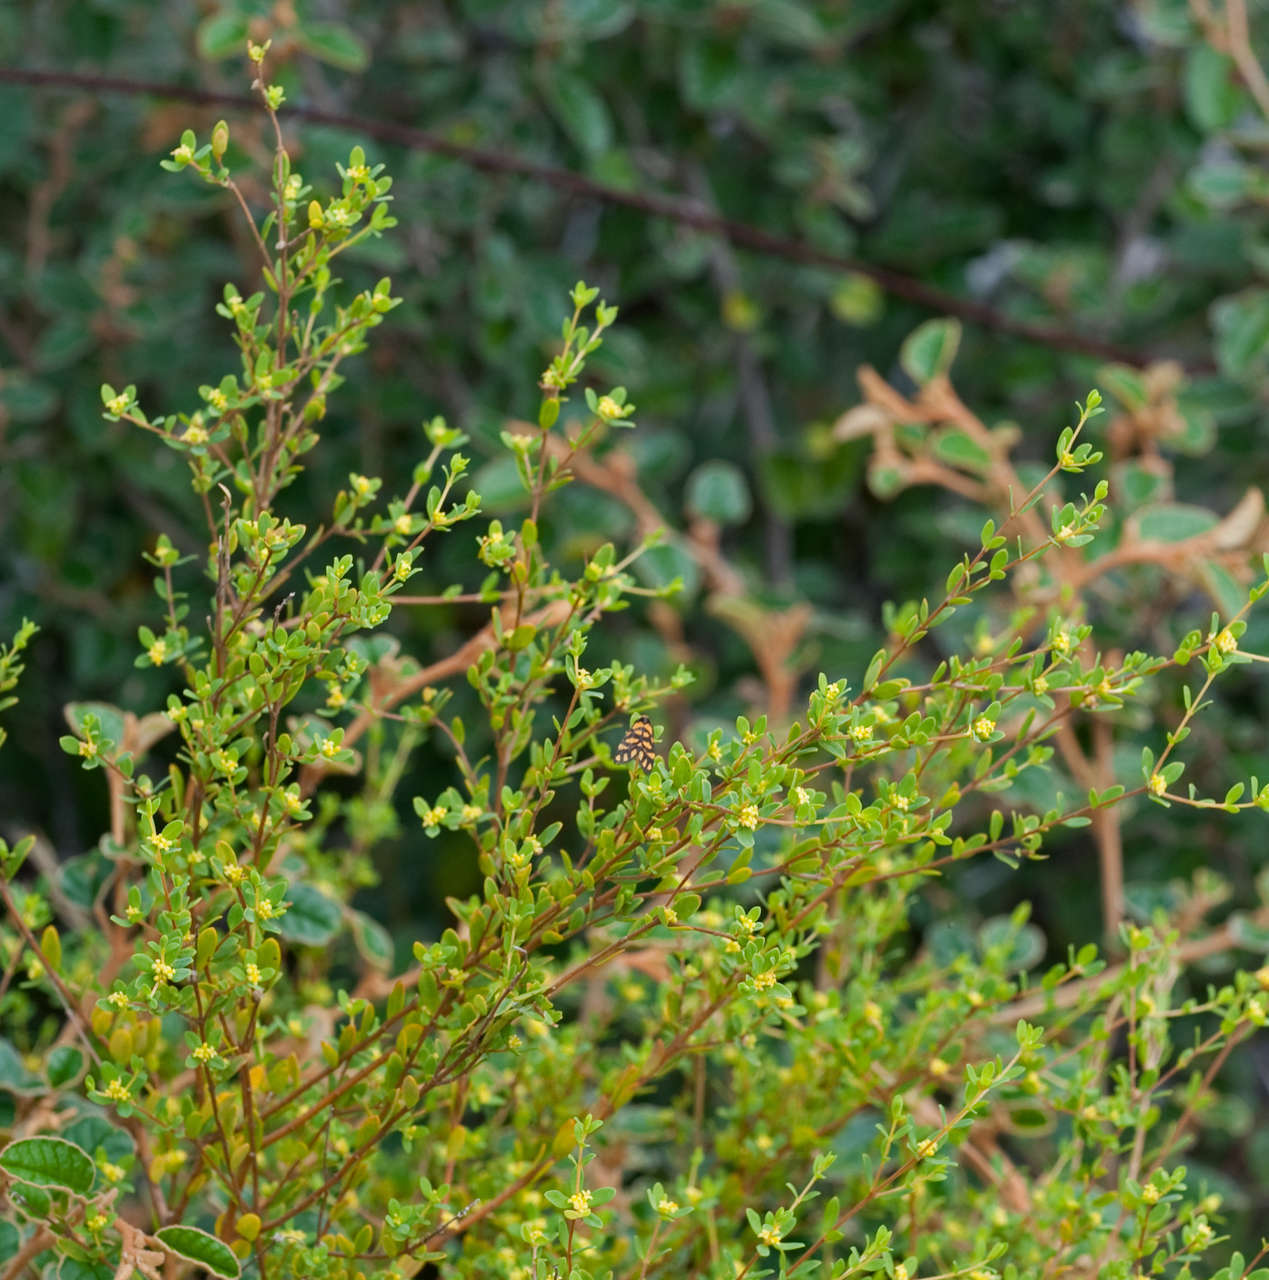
597, 395, 631, 419
103, 1079, 131, 1103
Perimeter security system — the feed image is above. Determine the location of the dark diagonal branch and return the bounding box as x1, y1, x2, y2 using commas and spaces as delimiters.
1, 66, 1198, 368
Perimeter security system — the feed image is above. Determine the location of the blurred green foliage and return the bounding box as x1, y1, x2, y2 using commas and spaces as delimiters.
5, 0, 1269, 1228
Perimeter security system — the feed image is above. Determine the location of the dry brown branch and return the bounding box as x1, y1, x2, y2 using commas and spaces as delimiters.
537, 433, 819, 723
842, 360, 1269, 943
299, 597, 574, 796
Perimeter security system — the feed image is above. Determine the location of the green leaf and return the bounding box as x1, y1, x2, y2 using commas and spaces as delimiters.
633, 542, 700, 600
931, 429, 991, 473
0, 1040, 41, 1095
763, 444, 863, 519
978, 917, 1046, 971
679, 39, 742, 110
0, 1136, 95, 1193
0, 1221, 18, 1264
543, 71, 613, 155
1131, 503, 1218, 543
1211, 289, 1269, 376
685, 461, 752, 525
276, 882, 343, 946
506, 623, 538, 651
195, 12, 249, 60
64, 702, 126, 750
471, 457, 531, 513
1003, 1104, 1055, 1134
750, 0, 827, 48
46, 1046, 84, 1088
1187, 159, 1254, 210
34, 316, 95, 371
830, 273, 883, 325
1228, 911, 1269, 950
349, 910, 394, 970
60, 851, 112, 911
61, 1114, 132, 1166
1184, 44, 1243, 130
1200, 559, 1248, 619
900, 318, 961, 384
155, 1225, 241, 1279
0, 374, 58, 423
1114, 461, 1167, 511
295, 22, 370, 73
9, 1181, 49, 1219
59, 1259, 116, 1280
1097, 364, 1148, 411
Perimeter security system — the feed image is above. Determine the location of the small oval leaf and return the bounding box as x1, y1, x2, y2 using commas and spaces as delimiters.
0, 1136, 95, 1193
685, 460, 752, 525
900, 317, 962, 384
275, 882, 342, 947
155, 1225, 240, 1279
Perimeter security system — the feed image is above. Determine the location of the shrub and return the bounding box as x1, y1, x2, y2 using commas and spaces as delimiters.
3, 53, 1269, 1280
